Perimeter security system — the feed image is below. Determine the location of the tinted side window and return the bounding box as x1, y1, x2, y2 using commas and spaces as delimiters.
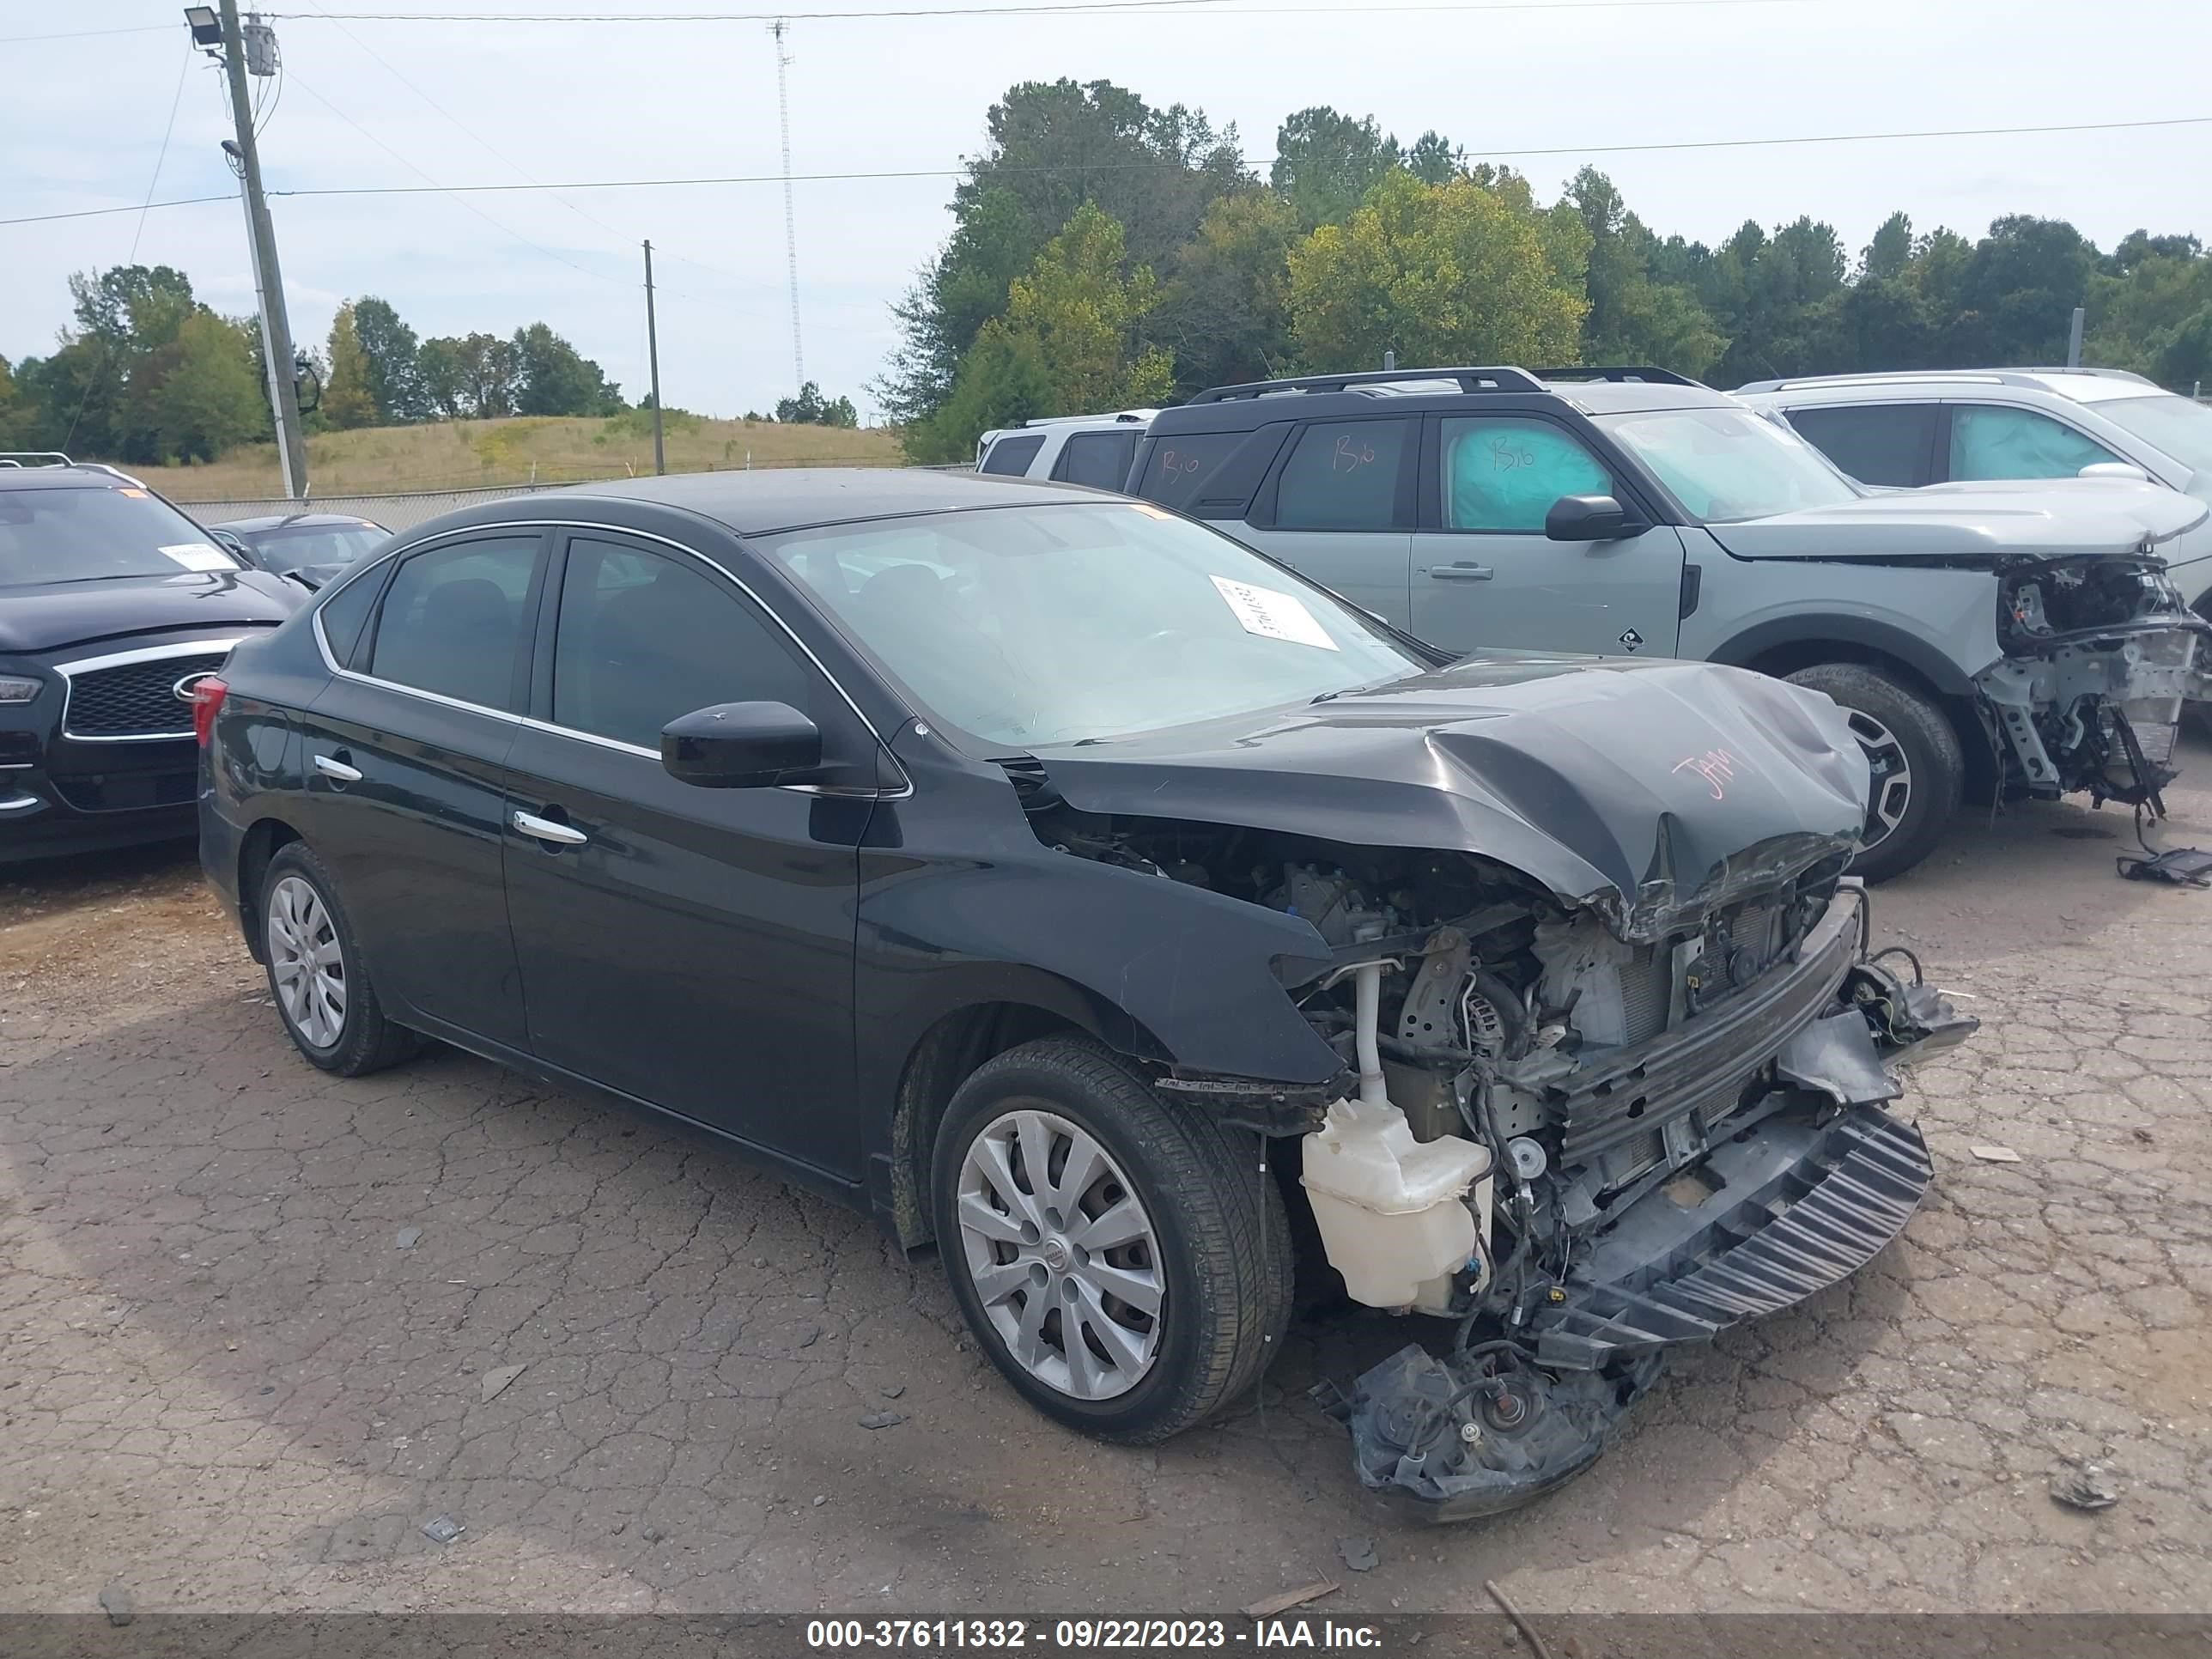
368, 537, 539, 709
550, 538, 814, 750
1949, 405, 2121, 480
1054, 429, 1139, 490
1440, 417, 1611, 532
1138, 431, 1250, 512
316, 566, 383, 667
1787, 404, 1936, 488
1273, 420, 1410, 531
980, 433, 1045, 476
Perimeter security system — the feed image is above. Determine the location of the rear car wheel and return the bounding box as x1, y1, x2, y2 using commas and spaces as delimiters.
261, 843, 422, 1076
932, 1036, 1291, 1443
1785, 662, 1964, 883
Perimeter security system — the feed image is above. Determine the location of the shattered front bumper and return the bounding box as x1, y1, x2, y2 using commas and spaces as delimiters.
1328, 1100, 1930, 1522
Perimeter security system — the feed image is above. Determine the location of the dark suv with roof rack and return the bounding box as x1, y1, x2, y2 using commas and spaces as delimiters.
1129, 367, 2209, 881
0, 453, 302, 861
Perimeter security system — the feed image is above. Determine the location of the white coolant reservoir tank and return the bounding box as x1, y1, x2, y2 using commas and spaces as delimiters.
1300, 1097, 1493, 1312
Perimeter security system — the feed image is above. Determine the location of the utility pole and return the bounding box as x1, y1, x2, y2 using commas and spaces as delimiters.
202, 3, 307, 498
642, 240, 665, 476
769, 19, 805, 392
2066, 305, 2087, 369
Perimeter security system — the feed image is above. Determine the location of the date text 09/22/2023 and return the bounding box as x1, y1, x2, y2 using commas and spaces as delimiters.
804, 1619, 1388, 1650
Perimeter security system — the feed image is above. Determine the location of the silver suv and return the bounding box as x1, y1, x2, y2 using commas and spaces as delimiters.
1735, 368, 2212, 619
975, 410, 1155, 488
1130, 368, 2209, 881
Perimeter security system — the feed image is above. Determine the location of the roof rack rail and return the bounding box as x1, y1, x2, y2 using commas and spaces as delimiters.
0, 451, 76, 469
2008, 365, 2157, 385
1533, 365, 1700, 386
1188, 366, 1544, 404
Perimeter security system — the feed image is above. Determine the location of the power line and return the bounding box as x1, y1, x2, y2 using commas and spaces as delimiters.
0, 25, 175, 44
7, 113, 2210, 230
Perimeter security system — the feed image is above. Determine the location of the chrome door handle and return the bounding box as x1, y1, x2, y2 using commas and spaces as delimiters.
512, 809, 588, 847
1429, 562, 1494, 581
313, 754, 363, 782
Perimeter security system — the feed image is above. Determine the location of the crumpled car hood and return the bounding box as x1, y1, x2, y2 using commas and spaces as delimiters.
1707, 477, 2208, 564
1035, 654, 1870, 941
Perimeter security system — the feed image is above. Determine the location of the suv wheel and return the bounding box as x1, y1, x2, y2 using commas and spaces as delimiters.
261, 843, 423, 1075
932, 1036, 1291, 1443
1785, 662, 1963, 883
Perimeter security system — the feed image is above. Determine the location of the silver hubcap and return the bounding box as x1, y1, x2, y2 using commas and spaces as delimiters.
1845, 708, 1913, 848
956, 1108, 1164, 1401
266, 875, 347, 1048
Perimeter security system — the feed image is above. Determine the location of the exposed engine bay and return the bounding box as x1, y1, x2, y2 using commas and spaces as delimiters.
1026, 800, 1977, 1518
1977, 556, 2209, 811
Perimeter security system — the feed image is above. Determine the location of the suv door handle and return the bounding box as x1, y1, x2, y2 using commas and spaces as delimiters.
1429, 562, 1494, 581
313, 753, 363, 782
512, 809, 588, 848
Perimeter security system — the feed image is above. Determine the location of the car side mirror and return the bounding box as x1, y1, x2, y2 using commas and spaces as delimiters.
661, 702, 822, 788
1545, 494, 1638, 541
2078, 461, 2151, 483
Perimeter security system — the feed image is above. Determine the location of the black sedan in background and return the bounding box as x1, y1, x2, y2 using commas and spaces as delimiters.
211, 511, 391, 587
0, 459, 299, 860
198, 469, 1967, 1514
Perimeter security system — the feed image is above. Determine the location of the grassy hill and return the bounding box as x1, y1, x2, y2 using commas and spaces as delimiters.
118, 411, 908, 502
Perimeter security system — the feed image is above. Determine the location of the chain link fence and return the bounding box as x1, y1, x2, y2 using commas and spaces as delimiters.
179, 480, 611, 532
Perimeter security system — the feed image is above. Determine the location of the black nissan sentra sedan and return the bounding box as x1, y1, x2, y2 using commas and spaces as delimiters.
198, 469, 1974, 1517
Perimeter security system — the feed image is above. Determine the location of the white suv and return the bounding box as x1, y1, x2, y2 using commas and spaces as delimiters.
1735, 368, 2212, 617
975, 410, 1156, 489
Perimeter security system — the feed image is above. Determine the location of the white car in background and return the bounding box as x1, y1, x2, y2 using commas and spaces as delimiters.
975, 410, 1156, 489
1735, 368, 2212, 620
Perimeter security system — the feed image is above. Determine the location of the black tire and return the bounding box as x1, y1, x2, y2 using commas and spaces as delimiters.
931, 1036, 1291, 1443
1785, 661, 1964, 883
259, 842, 423, 1076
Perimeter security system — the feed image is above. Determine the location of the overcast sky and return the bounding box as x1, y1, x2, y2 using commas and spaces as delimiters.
5, 0, 2209, 423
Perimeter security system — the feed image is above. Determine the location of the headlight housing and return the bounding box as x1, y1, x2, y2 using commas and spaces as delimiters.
0, 675, 43, 705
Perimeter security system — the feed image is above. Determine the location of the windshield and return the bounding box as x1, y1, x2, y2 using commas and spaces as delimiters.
0, 484, 240, 586
233, 521, 389, 574
1595, 406, 1862, 522
761, 501, 1428, 750
2094, 394, 2212, 489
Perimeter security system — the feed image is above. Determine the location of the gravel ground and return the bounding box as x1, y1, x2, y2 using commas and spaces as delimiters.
2, 740, 2208, 1618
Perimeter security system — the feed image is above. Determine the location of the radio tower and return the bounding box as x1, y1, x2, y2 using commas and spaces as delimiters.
769, 18, 805, 392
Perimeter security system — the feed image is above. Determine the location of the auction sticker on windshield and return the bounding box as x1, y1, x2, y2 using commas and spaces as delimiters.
1210, 574, 1338, 650
159, 542, 234, 571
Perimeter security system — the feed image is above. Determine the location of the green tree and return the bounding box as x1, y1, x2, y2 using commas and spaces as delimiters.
0, 355, 33, 449
908, 204, 1174, 462
1286, 170, 1589, 371
1954, 215, 2098, 362
774, 382, 860, 426
1565, 167, 1724, 376
137, 313, 267, 463
351, 296, 424, 422
1863, 211, 1914, 280
1271, 106, 1401, 229
321, 303, 378, 429
1403, 131, 1463, 185
1155, 188, 1298, 393
417, 331, 523, 419
513, 322, 622, 416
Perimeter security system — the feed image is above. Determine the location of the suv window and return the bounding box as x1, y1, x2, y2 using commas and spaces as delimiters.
368, 536, 540, 710
550, 538, 814, 750
1949, 405, 2120, 481
1440, 417, 1612, 532
980, 433, 1045, 476
1273, 419, 1409, 531
1786, 404, 1936, 488
1140, 432, 1249, 512
1053, 429, 1139, 491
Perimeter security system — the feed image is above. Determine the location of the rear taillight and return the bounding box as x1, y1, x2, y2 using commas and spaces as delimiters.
191, 676, 228, 748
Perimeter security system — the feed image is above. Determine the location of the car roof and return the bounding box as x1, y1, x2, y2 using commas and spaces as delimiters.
1735, 368, 2164, 405
1146, 370, 1730, 433
220, 512, 387, 532
514, 466, 1104, 536
0, 465, 141, 492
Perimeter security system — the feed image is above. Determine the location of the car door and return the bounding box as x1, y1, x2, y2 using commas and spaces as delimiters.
1783, 402, 1941, 488
500, 530, 872, 1179
1411, 412, 1685, 659
1236, 416, 1415, 628
295, 531, 544, 1048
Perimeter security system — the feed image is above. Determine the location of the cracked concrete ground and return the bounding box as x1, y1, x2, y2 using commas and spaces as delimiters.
2, 737, 2208, 1618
